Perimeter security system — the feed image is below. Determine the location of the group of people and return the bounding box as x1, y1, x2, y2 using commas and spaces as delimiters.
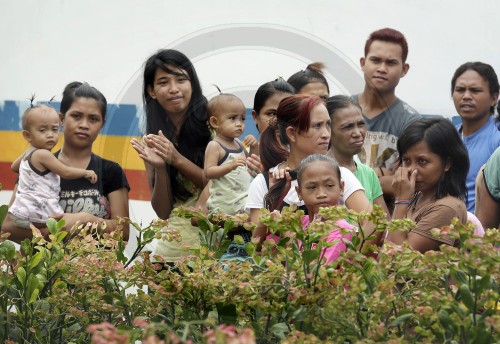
2, 27, 499, 265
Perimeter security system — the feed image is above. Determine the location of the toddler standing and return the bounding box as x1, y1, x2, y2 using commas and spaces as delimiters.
204, 93, 258, 216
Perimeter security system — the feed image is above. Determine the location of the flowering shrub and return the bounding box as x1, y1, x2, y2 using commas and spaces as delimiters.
0, 188, 498, 343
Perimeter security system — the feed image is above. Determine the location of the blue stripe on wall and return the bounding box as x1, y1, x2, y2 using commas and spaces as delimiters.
0, 100, 261, 139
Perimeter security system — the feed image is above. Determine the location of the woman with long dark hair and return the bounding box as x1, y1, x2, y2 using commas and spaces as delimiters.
131, 49, 211, 261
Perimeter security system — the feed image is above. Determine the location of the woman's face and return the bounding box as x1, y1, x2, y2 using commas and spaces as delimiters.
252, 92, 289, 133
61, 97, 104, 149
453, 70, 498, 123
330, 105, 366, 157
400, 140, 450, 196
299, 82, 329, 101
290, 103, 331, 156
147, 65, 193, 117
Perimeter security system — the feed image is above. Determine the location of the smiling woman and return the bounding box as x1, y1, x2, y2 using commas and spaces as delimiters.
130, 49, 212, 262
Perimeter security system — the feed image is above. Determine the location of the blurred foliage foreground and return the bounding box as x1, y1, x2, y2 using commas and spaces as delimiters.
0, 192, 498, 343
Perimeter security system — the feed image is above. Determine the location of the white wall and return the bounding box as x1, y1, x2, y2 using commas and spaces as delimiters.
1, 0, 499, 115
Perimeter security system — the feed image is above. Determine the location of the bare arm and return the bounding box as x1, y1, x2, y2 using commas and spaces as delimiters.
11, 155, 24, 173
386, 166, 441, 252
34, 150, 97, 183
204, 141, 246, 180
144, 131, 206, 188
475, 169, 500, 230
131, 137, 174, 220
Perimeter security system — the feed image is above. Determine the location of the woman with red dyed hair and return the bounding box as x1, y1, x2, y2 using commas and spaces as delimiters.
246, 94, 373, 244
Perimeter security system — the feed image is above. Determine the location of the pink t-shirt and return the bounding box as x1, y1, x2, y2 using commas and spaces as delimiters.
267, 216, 354, 264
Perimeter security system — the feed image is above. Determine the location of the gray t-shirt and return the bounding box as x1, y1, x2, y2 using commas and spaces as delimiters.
352, 95, 420, 169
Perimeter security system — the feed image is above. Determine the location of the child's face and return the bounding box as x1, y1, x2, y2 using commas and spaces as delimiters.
213, 99, 247, 140
23, 108, 60, 150
296, 161, 344, 215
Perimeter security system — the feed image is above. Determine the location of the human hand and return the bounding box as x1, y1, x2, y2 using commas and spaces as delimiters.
231, 156, 247, 170
85, 170, 98, 184
269, 165, 292, 194
144, 130, 180, 166
392, 166, 417, 200
131, 137, 165, 169
246, 154, 263, 177
242, 135, 258, 149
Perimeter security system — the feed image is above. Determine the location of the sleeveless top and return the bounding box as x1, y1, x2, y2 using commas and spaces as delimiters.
206, 141, 251, 214
9, 150, 63, 223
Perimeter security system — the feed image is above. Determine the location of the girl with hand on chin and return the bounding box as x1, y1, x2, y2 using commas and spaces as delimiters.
130, 49, 211, 262
387, 118, 469, 252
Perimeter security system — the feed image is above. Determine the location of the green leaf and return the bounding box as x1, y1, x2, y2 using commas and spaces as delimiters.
46, 217, 58, 235
197, 219, 210, 234
302, 250, 319, 265
450, 268, 468, 285
16, 267, 26, 287
0, 204, 8, 227
26, 274, 39, 302
0, 240, 16, 261
475, 275, 491, 294
390, 313, 412, 327
270, 322, 289, 339
29, 251, 44, 271
459, 284, 475, 310
350, 235, 360, 249
223, 219, 235, 232
28, 288, 39, 304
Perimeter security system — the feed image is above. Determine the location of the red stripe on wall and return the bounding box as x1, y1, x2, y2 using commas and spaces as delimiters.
0, 162, 150, 201
0, 163, 18, 192
125, 169, 150, 201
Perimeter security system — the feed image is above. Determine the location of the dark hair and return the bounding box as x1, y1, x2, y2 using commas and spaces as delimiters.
397, 118, 469, 200
22, 104, 58, 130
60, 81, 107, 121
253, 77, 295, 116
451, 62, 500, 114
287, 63, 329, 96
263, 94, 324, 210
143, 49, 211, 201
364, 28, 409, 63
297, 153, 341, 186
325, 95, 362, 123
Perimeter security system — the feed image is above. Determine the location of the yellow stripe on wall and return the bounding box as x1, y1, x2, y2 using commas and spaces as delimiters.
0, 131, 145, 171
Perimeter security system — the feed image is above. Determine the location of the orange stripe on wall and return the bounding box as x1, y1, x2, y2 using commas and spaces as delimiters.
0, 162, 150, 201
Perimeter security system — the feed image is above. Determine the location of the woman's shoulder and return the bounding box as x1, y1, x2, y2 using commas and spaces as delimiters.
426, 196, 467, 220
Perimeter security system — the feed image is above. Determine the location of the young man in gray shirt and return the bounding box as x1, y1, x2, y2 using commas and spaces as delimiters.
353, 28, 421, 206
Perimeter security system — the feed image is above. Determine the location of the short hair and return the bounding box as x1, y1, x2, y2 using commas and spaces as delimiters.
296, 153, 341, 186
60, 82, 107, 121
451, 62, 500, 114
364, 28, 409, 63
22, 104, 58, 130
207, 93, 243, 119
287, 62, 329, 95
397, 117, 469, 200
